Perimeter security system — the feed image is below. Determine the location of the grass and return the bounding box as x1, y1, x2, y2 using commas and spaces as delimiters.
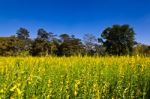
0, 56, 150, 99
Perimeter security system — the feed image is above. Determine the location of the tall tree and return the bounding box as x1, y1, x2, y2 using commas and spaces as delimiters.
16, 27, 31, 55
47, 32, 60, 55
100, 24, 135, 55
58, 34, 84, 56
83, 33, 97, 55
16, 28, 29, 40
60, 33, 70, 42
37, 28, 49, 41
30, 29, 49, 56
30, 29, 59, 56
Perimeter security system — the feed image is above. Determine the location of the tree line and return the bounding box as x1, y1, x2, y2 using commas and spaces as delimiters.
0, 24, 150, 56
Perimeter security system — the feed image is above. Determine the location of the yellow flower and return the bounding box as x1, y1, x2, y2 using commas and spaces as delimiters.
0, 89, 4, 93
112, 96, 115, 99
74, 90, 77, 96
74, 80, 81, 96
10, 97, 15, 99
48, 79, 51, 84
75, 80, 80, 85
16, 88, 22, 95
17, 83, 21, 87
141, 64, 144, 72
48, 79, 51, 87
47, 95, 50, 98
28, 81, 32, 85
10, 85, 17, 92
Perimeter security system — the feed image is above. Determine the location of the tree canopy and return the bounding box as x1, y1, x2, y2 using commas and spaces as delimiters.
16, 28, 30, 40
0, 24, 149, 56
100, 24, 135, 55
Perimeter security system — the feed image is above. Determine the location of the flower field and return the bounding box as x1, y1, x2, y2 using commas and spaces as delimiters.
0, 56, 150, 99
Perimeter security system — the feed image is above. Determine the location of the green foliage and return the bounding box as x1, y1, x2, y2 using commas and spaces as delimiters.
16, 28, 32, 53
58, 34, 84, 56
0, 36, 19, 56
101, 24, 135, 55
16, 28, 29, 40
133, 43, 150, 56
37, 28, 50, 41
0, 25, 149, 56
60, 33, 70, 42
30, 38, 48, 56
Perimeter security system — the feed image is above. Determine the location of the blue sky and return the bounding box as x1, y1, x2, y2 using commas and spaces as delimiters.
0, 0, 150, 44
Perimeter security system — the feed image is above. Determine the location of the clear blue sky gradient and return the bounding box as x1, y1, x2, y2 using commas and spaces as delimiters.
0, 0, 150, 44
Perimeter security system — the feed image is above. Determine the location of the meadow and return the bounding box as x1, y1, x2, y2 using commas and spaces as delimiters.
0, 56, 150, 99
